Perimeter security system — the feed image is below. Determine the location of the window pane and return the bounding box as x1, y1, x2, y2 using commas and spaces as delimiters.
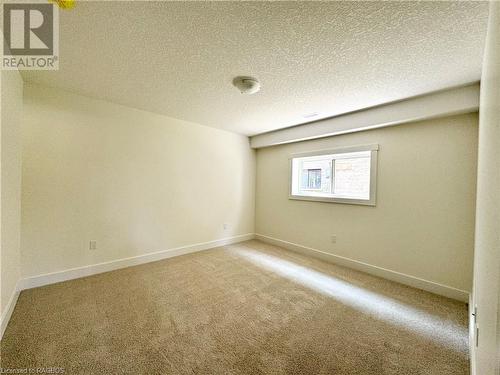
334, 157, 370, 199
308, 169, 321, 189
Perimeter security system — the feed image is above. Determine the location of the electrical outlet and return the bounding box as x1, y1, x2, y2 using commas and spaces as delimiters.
223, 223, 229, 230
330, 235, 337, 244
89, 240, 97, 250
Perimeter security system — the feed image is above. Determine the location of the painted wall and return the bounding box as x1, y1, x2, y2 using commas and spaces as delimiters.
471, 2, 500, 374
256, 114, 478, 292
21, 84, 255, 278
1, 70, 23, 318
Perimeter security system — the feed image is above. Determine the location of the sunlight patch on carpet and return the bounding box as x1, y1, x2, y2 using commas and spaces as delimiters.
233, 247, 467, 352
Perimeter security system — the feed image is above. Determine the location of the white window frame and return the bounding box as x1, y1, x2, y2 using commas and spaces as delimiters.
289, 144, 378, 206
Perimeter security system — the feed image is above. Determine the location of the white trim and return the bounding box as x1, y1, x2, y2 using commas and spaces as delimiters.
250, 83, 480, 148
0, 281, 21, 340
469, 293, 476, 375
255, 233, 470, 302
2, 233, 470, 341
17, 233, 255, 291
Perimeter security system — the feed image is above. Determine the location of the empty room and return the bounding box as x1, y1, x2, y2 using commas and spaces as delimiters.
1, 1, 499, 374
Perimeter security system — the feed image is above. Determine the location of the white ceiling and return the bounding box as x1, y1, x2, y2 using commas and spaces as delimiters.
22, 1, 489, 136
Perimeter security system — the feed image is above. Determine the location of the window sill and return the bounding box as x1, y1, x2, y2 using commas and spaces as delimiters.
289, 194, 376, 206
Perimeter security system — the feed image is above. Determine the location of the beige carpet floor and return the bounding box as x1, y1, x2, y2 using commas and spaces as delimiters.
1, 240, 469, 374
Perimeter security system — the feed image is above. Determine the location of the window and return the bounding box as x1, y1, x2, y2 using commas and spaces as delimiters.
289, 144, 378, 205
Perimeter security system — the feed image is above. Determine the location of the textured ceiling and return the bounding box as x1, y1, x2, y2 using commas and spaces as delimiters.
22, 1, 489, 136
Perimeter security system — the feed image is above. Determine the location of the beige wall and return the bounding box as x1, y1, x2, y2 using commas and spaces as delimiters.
1, 70, 23, 317
21, 84, 255, 278
256, 114, 478, 292
471, 2, 500, 374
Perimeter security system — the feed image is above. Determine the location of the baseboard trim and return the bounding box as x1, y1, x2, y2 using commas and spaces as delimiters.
18, 233, 255, 292
0, 281, 21, 340
255, 233, 470, 302
6, 231, 468, 340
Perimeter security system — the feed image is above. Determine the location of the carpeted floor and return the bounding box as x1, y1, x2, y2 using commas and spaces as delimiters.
1, 240, 469, 374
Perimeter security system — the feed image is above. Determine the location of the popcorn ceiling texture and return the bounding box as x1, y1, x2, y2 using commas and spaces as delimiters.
22, 1, 488, 135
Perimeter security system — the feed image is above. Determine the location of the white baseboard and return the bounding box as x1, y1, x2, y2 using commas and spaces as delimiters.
1, 281, 21, 340
255, 233, 470, 302
18, 233, 255, 291
4, 231, 468, 342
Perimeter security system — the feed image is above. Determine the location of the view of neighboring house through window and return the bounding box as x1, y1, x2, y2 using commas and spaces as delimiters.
290, 145, 378, 205
304, 169, 322, 190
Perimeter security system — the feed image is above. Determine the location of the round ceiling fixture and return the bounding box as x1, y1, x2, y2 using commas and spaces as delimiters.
302, 112, 319, 119
233, 76, 261, 95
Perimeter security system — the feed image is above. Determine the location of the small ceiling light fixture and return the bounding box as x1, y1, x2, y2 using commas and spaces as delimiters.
302, 112, 320, 119
233, 76, 261, 95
